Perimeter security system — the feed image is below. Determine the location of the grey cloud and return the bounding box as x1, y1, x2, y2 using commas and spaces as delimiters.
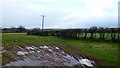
2, 0, 118, 28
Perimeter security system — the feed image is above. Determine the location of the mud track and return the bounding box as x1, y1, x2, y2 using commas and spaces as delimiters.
2, 45, 96, 68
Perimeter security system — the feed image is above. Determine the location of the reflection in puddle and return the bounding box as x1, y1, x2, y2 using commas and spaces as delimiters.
40, 46, 49, 49
5, 58, 42, 66
55, 47, 59, 50
29, 51, 35, 53
4, 46, 95, 67
17, 51, 29, 55
79, 58, 94, 67
63, 54, 79, 66
26, 46, 35, 50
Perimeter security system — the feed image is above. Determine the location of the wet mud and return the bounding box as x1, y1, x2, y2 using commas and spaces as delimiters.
2, 45, 96, 68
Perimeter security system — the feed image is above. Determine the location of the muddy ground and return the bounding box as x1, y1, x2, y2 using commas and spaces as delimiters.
1, 45, 97, 68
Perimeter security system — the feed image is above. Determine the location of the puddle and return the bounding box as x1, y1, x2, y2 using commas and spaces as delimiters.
63, 54, 80, 66
79, 58, 94, 67
5, 58, 42, 66
3, 45, 95, 67
26, 46, 36, 50
40, 46, 49, 49
55, 47, 59, 50
17, 51, 29, 55
29, 51, 35, 53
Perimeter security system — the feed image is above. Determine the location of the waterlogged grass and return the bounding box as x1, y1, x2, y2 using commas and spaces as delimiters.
2, 33, 119, 66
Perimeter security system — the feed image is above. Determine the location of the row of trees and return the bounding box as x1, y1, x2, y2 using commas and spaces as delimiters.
2, 26, 55, 33
2, 26, 26, 33
2, 26, 120, 42
27, 26, 120, 43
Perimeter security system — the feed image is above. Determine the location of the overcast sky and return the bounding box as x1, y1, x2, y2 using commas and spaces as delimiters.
1, 0, 119, 29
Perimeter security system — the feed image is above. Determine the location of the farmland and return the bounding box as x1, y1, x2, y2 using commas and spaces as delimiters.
2, 33, 119, 67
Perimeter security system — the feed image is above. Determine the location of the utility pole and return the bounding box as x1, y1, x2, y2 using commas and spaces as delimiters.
41, 15, 45, 32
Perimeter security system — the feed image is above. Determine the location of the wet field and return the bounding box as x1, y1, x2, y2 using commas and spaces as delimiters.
2, 33, 119, 67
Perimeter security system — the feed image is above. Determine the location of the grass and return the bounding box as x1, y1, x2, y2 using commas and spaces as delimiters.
2, 33, 119, 66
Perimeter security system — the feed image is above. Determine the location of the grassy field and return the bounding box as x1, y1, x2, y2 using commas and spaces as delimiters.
2, 33, 119, 66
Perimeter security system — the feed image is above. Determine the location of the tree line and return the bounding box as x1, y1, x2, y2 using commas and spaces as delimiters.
2, 26, 120, 42
2, 26, 26, 33
2, 26, 55, 33
27, 26, 120, 43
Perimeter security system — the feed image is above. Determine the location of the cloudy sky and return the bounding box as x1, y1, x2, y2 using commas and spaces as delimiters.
1, 0, 119, 29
